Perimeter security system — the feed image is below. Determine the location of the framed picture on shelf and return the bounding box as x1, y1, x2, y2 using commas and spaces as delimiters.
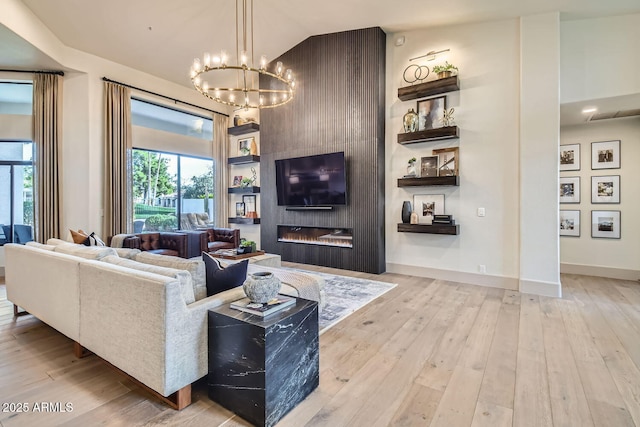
559, 144, 580, 171
235, 202, 245, 217
591, 210, 621, 239
413, 194, 445, 224
417, 96, 446, 131
243, 194, 257, 216
559, 176, 580, 203
238, 137, 257, 156
591, 175, 620, 204
591, 140, 620, 170
559, 210, 580, 237
432, 147, 459, 176
232, 175, 243, 186
420, 156, 439, 177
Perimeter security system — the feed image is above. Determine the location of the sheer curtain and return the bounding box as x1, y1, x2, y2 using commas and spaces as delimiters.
103, 82, 133, 237
213, 113, 229, 227
32, 73, 63, 242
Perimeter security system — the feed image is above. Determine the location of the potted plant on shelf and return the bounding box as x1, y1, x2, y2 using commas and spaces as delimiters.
240, 177, 255, 188
432, 62, 458, 79
237, 239, 256, 254
407, 157, 417, 177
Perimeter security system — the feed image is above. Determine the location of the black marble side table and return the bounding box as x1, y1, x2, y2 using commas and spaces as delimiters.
208, 298, 319, 427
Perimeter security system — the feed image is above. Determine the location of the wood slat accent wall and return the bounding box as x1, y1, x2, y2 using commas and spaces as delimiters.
260, 27, 386, 274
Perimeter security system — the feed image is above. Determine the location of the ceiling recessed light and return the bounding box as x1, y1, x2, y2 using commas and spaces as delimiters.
582, 107, 597, 114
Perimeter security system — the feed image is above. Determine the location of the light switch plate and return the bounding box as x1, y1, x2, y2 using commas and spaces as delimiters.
477, 207, 486, 217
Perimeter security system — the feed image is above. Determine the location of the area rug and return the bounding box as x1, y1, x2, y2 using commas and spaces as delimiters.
288, 269, 397, 333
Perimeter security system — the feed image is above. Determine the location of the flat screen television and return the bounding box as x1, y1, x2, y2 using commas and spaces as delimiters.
275, 152, 347, 207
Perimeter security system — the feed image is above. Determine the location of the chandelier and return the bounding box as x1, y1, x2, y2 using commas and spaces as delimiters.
189, 0, 296, 110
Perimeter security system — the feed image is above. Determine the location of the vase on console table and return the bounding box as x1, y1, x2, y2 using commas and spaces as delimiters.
243, 272, 282, 303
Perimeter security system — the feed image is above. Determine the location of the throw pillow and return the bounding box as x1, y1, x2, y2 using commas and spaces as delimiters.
85, 232, 106, 247
203, 252, 248, 296
70, 229, 88, 244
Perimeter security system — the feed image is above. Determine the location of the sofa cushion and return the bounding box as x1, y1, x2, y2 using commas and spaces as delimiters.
208, 241, 235, 251
134, 252, 206, 301
203, 252, 248, 296
46, 238, 70, 246
101, 255, 195, 305
70, 229, 89, 244
54, 243, 117, 260
25, 241, 56, 251
113, 247, 142, 259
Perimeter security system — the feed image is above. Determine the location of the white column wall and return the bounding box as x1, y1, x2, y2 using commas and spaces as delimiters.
519, 13, 561, 297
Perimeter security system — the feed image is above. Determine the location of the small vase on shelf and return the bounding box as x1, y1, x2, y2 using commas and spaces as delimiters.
401, 201, 412, 223
410, 212, 419, 224
403, 108, 418, 133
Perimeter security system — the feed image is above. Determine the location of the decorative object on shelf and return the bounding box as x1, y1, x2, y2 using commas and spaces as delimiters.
243, 271, 282, 303
239, 167, 258, 188
433, 147, 459, 176
236, 202, 245, 217
413, 194, 445, 224
238, 137, 256, 155
560, 210, 580, 237
233, 175, 243, 186
402, 201, 412, 223
406, 157, 417, 177
591, 175, 620, 204
233, 115, 245, 126
243, 194, 257, 217
403, 109, 419, 133
441, 107, 455, 127
420, 156, 439, 177
238, 239, 257, 254
591, 140, 620, 170
410, 211, 419, 224
560, 143, 580, 171
418, 96, 445, 130
432, 61, 458, 79
189, 0, 296, 110
591, 210, 620, 239
401, 48, 450, 86
559, 176, 580, 204
432, 214, 454, 225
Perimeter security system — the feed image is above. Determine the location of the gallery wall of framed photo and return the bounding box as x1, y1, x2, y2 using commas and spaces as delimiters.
559, 118, 640, 276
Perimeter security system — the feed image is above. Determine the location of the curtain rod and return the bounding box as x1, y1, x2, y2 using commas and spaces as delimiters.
102, 77, 229, 118
0, 69, 64, 76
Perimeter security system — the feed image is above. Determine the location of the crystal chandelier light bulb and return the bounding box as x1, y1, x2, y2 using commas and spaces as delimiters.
202, 81, 209, 92
285, 69, 292, 81
203, 53, 211, 67
229, 93, 235, 103
276, 61, 283, 76
260, 55, 267, 70
194, 76, 201, 86
214, 89, 221, 99
259, 95, 265, 105
240, 51, 248, 67
220, 50, 228, 66
193, 58, 202, 72
212, 55, 220, 65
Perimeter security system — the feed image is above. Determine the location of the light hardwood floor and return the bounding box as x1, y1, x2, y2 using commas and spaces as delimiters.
1, 265, 640, 426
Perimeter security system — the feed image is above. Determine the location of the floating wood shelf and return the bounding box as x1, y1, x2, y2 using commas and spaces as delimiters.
397, 126, 459, 144
397, 176, 459, 187
228, 155, 260, 165
397, 76, 459, 101
228, 122, 260, 136
228, 217, 261, 224
228, 186, 260, 194
397, 223, 459, 235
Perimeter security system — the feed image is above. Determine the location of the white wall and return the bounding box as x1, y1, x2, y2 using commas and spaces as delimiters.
561, 13, 640, 104
560, 118, 640, 280
386, 19, 522, 289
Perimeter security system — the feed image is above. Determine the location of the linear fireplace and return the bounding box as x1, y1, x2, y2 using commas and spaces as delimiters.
277, 226, 353, 248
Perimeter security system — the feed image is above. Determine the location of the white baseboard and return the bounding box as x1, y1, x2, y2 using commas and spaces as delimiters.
561, 263, 640, 282
519, 279, 562, 298
386, 263, 519, 291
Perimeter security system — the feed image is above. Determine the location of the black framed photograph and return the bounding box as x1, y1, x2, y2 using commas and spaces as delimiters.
591, 175, 620, 204
559, 176, 580, 203
432, 147, 459, 176
560, 210, 580, 237
591, 140, 620, 170
235, 202, 245, 217
420, 155, 439, 177
591, 210, 621, 239
417, 96, 446, 130
242, 194, 257, 215
560, 143, 580, 171
413, 194, 445, 224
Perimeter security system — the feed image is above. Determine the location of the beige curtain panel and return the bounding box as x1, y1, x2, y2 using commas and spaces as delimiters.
213, 113, 229, 228
103, 82, 133, 237
32, 73, 63, 243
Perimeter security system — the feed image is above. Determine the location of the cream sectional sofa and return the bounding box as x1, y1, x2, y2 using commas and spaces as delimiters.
4, 241, 324, 409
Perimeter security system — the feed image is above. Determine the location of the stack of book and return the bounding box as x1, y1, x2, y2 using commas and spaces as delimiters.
432, 214, 455, 225
230, 295, 296, 317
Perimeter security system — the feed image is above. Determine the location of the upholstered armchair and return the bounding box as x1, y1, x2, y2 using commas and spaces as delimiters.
205, 228, 240, 252
122, 232, 189, 258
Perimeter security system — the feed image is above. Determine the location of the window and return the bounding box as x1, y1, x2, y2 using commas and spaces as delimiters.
132, 149, 213, 232
0, 81, 34, 245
